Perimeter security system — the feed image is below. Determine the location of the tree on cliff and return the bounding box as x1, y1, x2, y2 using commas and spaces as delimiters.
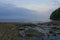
50, 8, 60, 20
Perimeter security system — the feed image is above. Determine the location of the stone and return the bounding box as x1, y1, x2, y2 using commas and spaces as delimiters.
25, 29, 45, 37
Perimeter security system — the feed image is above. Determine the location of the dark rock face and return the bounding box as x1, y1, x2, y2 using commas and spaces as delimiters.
50, 8, 60, 20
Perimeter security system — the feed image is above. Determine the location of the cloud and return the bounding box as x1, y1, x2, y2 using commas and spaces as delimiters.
16, 4, 59, 13
0, 3, 41, 21
50, 0, 60, 6
0, 0, 60, 13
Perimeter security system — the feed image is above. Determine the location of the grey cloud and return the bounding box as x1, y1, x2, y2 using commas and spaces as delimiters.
0, 3, 41, 22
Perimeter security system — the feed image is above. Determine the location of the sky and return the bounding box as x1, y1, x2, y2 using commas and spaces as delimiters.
0, 0, 60, 22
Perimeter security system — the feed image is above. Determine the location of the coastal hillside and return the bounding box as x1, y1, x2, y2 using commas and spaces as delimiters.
50, 8, 60, 20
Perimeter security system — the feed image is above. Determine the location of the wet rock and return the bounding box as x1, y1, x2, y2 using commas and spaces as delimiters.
57, 33, 60, 35
19, 31, 25, 37
51, 27, 57, 29
51, 27, 57, 31
18, 26, 45, 38
18, 26, 32, 31
51, 26, 60, 31
49, 31, 54, 34
55, 32, 60, 35
52, 33, 56, 36
25, 29, 45, 37
56, 27, 60, 29
46, 24, 52, 26
18, 23, 60, 40
22, 23, 37, 27
18, 27, 25, 30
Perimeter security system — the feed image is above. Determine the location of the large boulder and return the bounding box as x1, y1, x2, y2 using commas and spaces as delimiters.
25, 29, 45, 37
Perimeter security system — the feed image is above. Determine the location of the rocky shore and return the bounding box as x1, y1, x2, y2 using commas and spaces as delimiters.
0, 21, 60, 40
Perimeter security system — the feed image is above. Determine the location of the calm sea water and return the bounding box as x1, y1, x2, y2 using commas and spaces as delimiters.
0, 18, 51, 23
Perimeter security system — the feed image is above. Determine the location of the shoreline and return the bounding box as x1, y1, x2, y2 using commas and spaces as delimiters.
0, 21, 60, 40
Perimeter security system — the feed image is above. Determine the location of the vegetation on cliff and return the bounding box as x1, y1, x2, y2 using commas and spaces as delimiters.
50, 8, 60, 20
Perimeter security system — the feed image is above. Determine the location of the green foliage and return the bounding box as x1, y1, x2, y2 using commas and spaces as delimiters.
50, 8, 60, 20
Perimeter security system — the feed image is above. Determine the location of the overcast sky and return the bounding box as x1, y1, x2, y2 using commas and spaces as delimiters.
0, 0, 60, 21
